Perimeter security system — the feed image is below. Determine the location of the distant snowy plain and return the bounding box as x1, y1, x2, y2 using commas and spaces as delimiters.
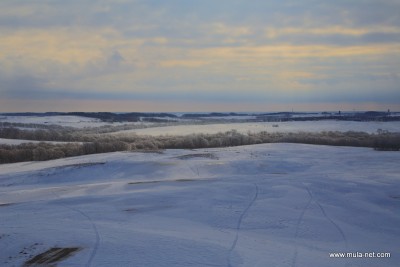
113, 120, 400, 136
0, 116, 105, 128
1, 143, 399, 266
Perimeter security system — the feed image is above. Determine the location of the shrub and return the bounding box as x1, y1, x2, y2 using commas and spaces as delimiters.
373, 133, 400, 151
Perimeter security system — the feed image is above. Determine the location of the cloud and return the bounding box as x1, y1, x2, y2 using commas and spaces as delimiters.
263, 26, 400, 45
107, 50, 125, 68
0, 0, 399, 111
0, 74, 47, 99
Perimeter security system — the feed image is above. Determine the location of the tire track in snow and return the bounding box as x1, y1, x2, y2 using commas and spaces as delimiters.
227, 183, 258, 267
189, 165, 200, 177
305, 187, 348, 267
291, 188, 313, 267
51, 191, 100, 267
66, 205, 100, 267
292, 185, 349, 267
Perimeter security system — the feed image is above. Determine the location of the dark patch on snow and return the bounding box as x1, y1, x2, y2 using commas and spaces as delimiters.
128, 179, 197, 185
37, 162, 106, 178
174, 178, 196, 182
0, 203, 14, 207
23, 247, 81, 266
128, 180, 161, 185
176, 153, 218, 160
53, 162, 106, 170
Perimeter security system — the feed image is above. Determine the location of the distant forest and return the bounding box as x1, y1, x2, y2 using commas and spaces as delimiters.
1, 111, 399, 122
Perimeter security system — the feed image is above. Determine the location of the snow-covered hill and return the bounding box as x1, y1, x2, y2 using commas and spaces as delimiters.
1, 144, 399, 266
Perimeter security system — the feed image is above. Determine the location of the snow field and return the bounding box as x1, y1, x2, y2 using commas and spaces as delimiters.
0, 143, 399, 266
112, 120, 400, 136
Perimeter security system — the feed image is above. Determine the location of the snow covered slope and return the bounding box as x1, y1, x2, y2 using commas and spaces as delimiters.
0, 144, 399, 266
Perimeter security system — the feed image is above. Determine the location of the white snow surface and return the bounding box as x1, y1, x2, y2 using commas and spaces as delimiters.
0, 144, 399, 267
0, 115, 104, 128
113, 120, 400, 136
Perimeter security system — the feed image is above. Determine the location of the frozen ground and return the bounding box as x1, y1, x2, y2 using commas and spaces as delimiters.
0, 143, 399, 267
113, 120, 400, 136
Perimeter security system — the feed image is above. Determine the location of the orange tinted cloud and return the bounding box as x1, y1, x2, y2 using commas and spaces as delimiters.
0, 0, 399, 111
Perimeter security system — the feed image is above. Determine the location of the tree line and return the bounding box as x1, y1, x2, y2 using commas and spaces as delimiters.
0, 128, 399, 163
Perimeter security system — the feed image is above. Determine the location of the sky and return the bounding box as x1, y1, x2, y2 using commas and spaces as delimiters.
0, 0, 399, 112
